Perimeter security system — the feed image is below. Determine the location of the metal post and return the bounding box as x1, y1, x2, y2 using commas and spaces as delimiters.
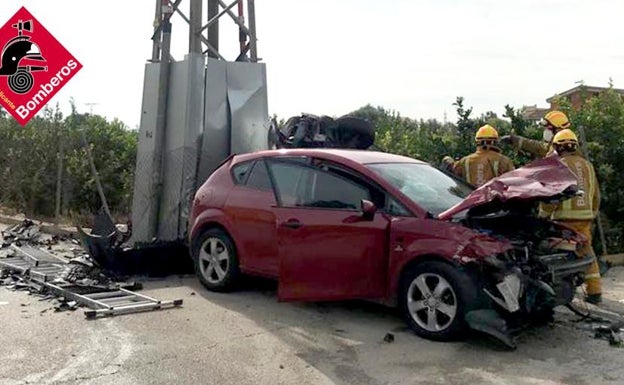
81, 129, 112, 219
577, 124, 608, 256
189, 0, 202, 54
237, 0, 246, 55
151, 0, 162, 62
247, 0, 257, 62
207, 0, 220, 58
55, 120, 63, 224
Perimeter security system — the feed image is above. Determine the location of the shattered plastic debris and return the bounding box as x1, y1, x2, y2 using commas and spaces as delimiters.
0, 270, 47, 296
54, 298, 79, 312
0, 220, 83, 261
383, 333, 395, 343
1, 219, 42, 243
594, 324, 624, 347
565, 301, 624, 348
0, 218, 140, 312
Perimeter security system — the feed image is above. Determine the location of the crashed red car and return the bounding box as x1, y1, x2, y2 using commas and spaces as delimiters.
188, 149, 593, 346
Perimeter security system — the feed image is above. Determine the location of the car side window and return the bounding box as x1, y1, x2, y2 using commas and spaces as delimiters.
231, 161, 252, 184
245, 159, 272, 191
300, 168, 371, 210
318, 162, 386, 210
269, 161, 305, 206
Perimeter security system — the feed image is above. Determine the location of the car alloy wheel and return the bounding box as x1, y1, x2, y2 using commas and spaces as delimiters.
192, 228, 240, 292
399, 261, 477, 341
407, 273, 457, 332
199, 237, 230, 284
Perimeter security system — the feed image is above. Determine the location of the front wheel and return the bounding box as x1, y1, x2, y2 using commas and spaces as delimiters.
399, 261, 478, 341
192, 228, 240, 292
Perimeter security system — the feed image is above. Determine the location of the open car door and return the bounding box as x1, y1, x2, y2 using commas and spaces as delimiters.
267, 158, 389, 302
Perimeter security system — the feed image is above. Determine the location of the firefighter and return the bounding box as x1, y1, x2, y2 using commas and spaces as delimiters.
442, 124, 515, 187
539, 129, 602, 304
500, 110, 574, 158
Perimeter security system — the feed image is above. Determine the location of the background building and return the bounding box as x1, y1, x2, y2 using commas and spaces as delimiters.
521, 84, 624, 121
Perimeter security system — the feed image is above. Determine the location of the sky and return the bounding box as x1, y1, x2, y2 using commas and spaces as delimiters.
2, 0, 623, 128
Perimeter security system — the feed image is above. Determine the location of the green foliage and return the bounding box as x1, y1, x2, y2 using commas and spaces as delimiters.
350, 94, 624, 253
350, 105, 453, 164
351, 101, 517, 167
501, 105, 539, 166
2, 92, 622, 253
0, 104, 138, 221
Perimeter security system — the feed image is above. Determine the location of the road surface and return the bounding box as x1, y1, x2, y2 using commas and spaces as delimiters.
2, 266, 624, 385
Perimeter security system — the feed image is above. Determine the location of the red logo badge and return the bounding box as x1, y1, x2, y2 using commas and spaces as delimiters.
0, 7, 82, 126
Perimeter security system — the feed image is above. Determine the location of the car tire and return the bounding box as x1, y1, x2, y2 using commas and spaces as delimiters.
399, 261, 478, 341
192, 228, 240, 292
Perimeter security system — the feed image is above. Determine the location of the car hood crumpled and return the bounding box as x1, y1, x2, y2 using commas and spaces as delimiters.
437, 155, 579, 221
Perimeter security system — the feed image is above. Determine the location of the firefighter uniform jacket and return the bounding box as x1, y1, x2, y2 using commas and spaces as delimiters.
452, 147, 515, 187
539, 154, 600, 221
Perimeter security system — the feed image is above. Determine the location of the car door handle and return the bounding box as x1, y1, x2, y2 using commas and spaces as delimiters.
281, 219, 303, 229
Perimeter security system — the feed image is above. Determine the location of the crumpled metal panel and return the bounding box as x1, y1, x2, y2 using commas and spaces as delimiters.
226, 62, 270, 155
438, 156, 579, 221
158, 54, 205, 241
130, 57, 269, 245
129, 62, 161, 245
178, 54, 206, 240
197, 58, 229, 186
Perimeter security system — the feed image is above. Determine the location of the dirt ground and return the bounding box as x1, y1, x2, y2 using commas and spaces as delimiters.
1, 224, 624, 385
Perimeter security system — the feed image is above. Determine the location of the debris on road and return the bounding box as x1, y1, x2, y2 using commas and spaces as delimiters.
54, 298, 79, 312
383, 333, 395, 343
564, 301, 624, 348
594, 324, 624, 347
1, 219, 41, 243
0, 218, 184, 319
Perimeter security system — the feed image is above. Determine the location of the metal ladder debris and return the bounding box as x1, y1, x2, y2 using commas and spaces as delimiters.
0, 244, 183, 318
44, 282, 184, 319
10, 244, 68, 265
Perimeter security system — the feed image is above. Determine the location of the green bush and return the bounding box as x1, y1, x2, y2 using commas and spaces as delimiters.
351, 93, 624, 254
0, 104, 137, 222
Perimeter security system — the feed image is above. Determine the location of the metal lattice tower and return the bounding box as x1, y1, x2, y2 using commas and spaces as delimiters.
131, 0, 268, 245
150, 0, 258, 63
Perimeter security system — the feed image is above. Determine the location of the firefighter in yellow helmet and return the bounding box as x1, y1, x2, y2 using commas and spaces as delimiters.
500, 110, 574, 158
539, 129, 602, 304
442, 124, 515, 187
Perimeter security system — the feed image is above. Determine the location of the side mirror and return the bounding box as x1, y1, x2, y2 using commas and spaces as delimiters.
361, 199, 377, 221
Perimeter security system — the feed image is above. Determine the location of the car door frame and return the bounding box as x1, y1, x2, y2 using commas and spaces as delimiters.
225, 158, 281, 277
266, 156, 393, 302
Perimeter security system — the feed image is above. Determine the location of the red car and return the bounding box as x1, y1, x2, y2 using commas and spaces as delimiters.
188, 149, 593, 347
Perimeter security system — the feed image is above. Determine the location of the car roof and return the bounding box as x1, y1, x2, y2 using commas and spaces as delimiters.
232, 149, 427, 165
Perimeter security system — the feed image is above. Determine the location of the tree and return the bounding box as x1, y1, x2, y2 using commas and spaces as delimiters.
350, 97, 623, 253
0, 102, 138, 223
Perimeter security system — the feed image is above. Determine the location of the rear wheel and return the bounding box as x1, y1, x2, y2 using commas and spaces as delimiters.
399, 261, 478, 341
192, 228, 240, 292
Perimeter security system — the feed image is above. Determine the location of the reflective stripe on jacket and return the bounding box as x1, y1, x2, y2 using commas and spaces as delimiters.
539, 154, 600, 221
452, 147, 515, 187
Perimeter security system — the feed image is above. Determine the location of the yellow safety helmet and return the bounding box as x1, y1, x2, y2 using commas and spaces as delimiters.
552, 128, 578, 145
475, 124, 499, 141
543, 110, 571, 130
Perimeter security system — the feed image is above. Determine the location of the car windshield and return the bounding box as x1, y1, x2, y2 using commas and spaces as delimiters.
367, 162, 474, 216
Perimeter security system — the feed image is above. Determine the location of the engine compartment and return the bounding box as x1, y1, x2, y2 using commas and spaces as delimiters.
460, 202, 593, 316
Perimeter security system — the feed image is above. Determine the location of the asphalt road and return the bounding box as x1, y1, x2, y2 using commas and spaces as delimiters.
2, 264, 624, 385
